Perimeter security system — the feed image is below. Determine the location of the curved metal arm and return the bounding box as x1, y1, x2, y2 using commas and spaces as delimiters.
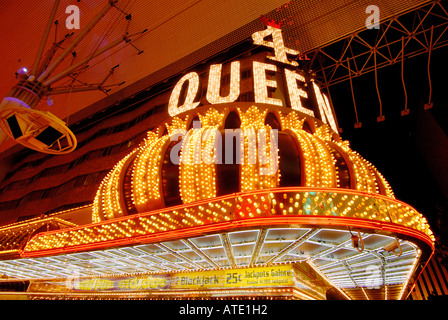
351, 230, 364, 252
392, 236, 403, 257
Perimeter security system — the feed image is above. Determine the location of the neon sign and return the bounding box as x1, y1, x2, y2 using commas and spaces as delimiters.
167, 26, 338, 132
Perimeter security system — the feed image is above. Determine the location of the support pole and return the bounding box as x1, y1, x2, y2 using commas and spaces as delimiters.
43, 37, 124, 87
401, 36, 409, 116
424, 25, 434, 110
374, 47, 385, 122
31, 0, 61, 77
37, 1, 116, 82
347, 58, 361, 128
319, 54, 340, 132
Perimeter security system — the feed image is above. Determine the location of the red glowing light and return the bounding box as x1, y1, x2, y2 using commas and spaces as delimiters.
260, 15, 285, 29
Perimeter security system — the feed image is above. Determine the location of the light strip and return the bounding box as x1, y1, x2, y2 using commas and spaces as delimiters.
307, 260, 352, 300
23, 187, 435, 258
0, 225, 427, 300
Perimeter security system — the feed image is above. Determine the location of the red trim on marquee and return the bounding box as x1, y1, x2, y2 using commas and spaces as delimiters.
20, 214, 434, 258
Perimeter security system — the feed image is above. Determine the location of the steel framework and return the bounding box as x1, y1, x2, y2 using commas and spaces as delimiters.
301, 0, 448, 127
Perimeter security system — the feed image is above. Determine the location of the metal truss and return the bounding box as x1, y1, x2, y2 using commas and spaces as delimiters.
301, 0, 448, 126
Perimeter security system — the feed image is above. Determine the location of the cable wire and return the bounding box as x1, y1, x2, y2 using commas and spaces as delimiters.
347, 58, 360, 127
401, 36, 408, 115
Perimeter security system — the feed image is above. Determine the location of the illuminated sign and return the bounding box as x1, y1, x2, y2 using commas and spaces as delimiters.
171, 265, 294, 289
75, 275, 169, 291
251, 25, 299, 66
168, 72, 201, 117
167, 26, 338, 132
206, 61, 241, 104
28, 265, 295, 293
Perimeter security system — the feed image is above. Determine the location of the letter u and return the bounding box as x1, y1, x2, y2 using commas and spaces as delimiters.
206, 61, 240, 104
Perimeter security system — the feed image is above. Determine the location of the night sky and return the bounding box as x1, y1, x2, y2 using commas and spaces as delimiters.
328, 43, 448, 251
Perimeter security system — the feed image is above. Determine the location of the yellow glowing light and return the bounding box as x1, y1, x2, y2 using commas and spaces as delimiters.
284, 68, 312, 116
279, 112, 337, 188
132, 132, 169, 211
206, 62, 240, 104
253, 61, 283, 106
238, 106, 279, 192
91, 105, 403, 230
166, 117, 188, 135
178, 109, 225, 204
312, 81, 338, 133
26, 188, 434, 253
92, 150, 137, 222
168, 72, 200, 117
251, 25, 299, 66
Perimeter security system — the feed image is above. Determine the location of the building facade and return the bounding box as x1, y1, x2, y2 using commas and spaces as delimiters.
0, 16, 437, 300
